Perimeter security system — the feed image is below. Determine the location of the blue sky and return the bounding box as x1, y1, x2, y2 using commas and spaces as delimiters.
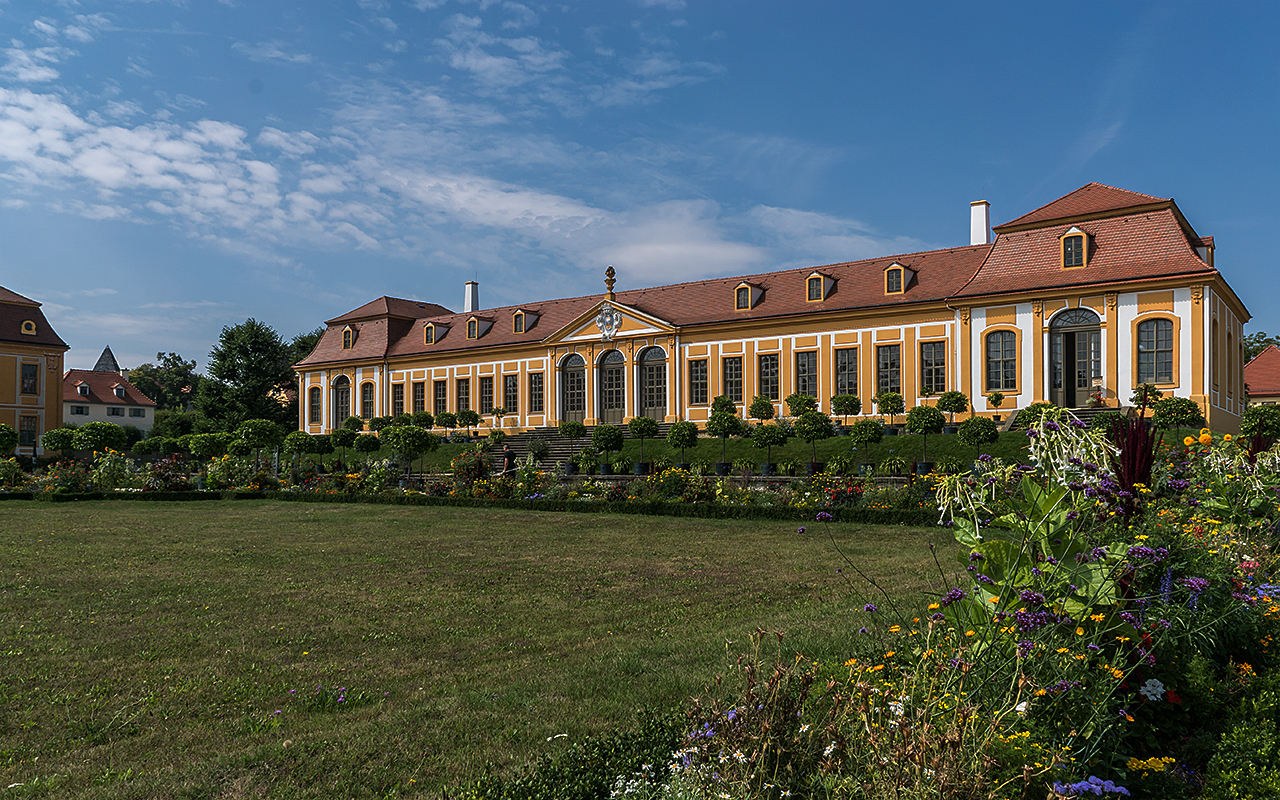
0, 0, 1276, 370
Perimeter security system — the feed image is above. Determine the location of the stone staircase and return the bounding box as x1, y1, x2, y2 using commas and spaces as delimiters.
492, 422, 676, 470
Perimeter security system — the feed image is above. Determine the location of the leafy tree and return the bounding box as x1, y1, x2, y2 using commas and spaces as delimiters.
936, 391, 969, 424
959, 416, 1000, 457
849, 418, 884, 468
753, 423, 788, 464
665, 420, 699, 464
381, 425, 439, 473
354, 434, 381, 457
41, 427, 75, 453
592, 424, 624, 454
0, 423, 18, 454
628, 416, 660, 462
290, 327, 325, 364
227, 438, 253, 457
342, 415, 365, 432
456, 409, 481, 436
412, 411, 435, 429
1130, 384, 1164, 410
1018, 402, 1058, 430
369, 415, 396, 432
558, 420, 585, 441
282, 430, 317, 460
236, 419, 284, 455
1244, 330, 1280, 362
748, 395, 776, 423
905, 404, 946, 462
830, 394, 861, 424
120, 425, 145, 452
196, 319, 296, 429
312, 434, 334, 456
128, 352, 203, 411
188, 432, 232, 460
1151, 397, 1205, 430
785, 392, 817, 417
150, 409, 217, 439
73, 421, 127, 455
135, 436, 178, 456
875, 392, 905, 426
704, 408, 744, 465
986, 391, 1005, 409
793, 410, 834, 463
1242, 405, 1280, 440
330, 427, 358, 465
711, 395, 737, 415
491, 406, 507, 428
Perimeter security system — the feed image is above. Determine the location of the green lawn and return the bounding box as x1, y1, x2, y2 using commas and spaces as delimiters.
0, 501, 956, 798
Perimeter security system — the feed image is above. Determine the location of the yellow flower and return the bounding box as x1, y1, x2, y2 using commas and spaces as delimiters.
1076, 627, 1085, 636
1224, 434, 1233, 442
1090, 613, 1106, 622
965, 630, 975, 637
1199, 433, 1213, 445
1184, 436, 1195, 446
927, 603, 940, 610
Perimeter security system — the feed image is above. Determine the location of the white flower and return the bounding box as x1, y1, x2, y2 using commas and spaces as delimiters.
799, 723, 811, 733
1139, 678, 1165, 702
1015, 700, 1028, 716
888, 700, 905, 716
823, 741, 838, 757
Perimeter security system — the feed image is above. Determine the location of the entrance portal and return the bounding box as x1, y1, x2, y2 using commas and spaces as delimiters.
1049, 309, 1101, 408
599, 350, 625, 425
561, 354, 586, 423
639, 346, 667, 420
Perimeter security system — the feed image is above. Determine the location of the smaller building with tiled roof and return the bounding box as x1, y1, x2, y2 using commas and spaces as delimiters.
1245, 345, 1280, 407
64, 347, 158, 432
0, 285, 69, 455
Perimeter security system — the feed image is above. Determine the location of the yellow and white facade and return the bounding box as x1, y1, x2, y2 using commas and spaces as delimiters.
0, 286, 69, 456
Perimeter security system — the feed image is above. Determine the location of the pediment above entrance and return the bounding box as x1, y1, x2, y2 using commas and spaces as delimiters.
544, 300, 676, 344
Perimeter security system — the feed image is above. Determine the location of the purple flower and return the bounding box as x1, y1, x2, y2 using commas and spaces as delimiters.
797, 526, 806, 534
940, 587, 966, 607
864, 603, 878, 612
969, 551, 985, 562
1019, 589, 1046, 607
1016, 640, 1034, 658
815, 511, 833, 522
1182, 577, 1210, 594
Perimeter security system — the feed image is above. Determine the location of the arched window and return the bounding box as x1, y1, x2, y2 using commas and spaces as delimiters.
640, 346, 667, 418
985, 331, 1017, 391
561, 354, 586, 423
1136, 318, 1174, 385
1227, 330, 1235, 397
333, 375, 351, 422
361, 381, 375, 419
308, 386, 322, 424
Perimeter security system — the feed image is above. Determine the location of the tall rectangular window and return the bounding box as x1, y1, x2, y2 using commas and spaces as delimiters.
360, 382, 375, 419
920, 341, 946, 394
722, 357, 743, 403
528, 373, 544, 414
689, 360, 708, 405
412, 382, 425, 414
479, 376, 494, 413
758, 353, 780, 400
434, 380, 447, 415
1064, 235, 1085, 267
876, 344, 901, 394
985, 332, 1017, 391
835, 348, 857, 395
1138, 319, 1174, 384
18, 416, 36, 447
456, 378, 470, 412
794, 351, 818, 398
20, 363, 38, 395
309, 386, 322, 424
504, 374, 518, 411
392, 384, 405, 417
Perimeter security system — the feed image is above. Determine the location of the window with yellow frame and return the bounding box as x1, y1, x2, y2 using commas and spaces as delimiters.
1061, 226, 1089, 268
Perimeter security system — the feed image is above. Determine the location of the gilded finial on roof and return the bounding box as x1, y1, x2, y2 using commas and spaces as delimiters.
604, 265, 616, 300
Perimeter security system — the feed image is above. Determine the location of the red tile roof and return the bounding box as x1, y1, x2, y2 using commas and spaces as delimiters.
326, 296, 452, 324
956, 208, 1216, 300
63, 370, 157, 406
994, 183, 1169, 231
1246, 345, 1280, 397
297, 244, 994, 366
0, 286, 68, 348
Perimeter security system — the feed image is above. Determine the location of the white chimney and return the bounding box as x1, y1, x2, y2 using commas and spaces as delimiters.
464, 281, 479, 313
970, 200, 991, 246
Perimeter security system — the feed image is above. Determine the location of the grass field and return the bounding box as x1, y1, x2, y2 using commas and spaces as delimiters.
0, 501, 957, 798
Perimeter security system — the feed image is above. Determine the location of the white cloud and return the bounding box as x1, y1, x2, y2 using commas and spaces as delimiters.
2, 44, 69, 83
231, 40, 313, 64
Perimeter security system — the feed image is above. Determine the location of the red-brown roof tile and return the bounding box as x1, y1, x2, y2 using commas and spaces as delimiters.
326, 296, 452, 324
0, 286, 37, 306
1246, 345, 1280, 397
63, 370, 157, 406
994, 183, 1168, 231
0, 286, 68, 348
956, 208, 1216, 300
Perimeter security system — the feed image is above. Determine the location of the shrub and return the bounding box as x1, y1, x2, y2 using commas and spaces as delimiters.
0, 457, 25, 487
354, 434, 381, 455
753, 423, 788, 463
711, 395, 737, 415
435, 411, 457, 432
282, 430, 317, 459
487, 429, 507, 447
0, 423, 16, 454
451, 448, 489, 487
527, 437, 550, 462
1242, 404, 1280, 439
412, 410, 435, 429
875, 391, 905, 425
749, 395, 776, 423
937, 390, 969, 423
1017, 401, 1058, 430
793, 410, 834, 463
342, 415, 365, 432
666, 420, 699, 463
189, 432, 232, 460
456, 409, 482, 434
1131, 382, 1164, 408
1089, 410, 1126, 432
591, 424, 624, 453
784, 392, 817, 417
957, 415, 999, 453
237, 419, 285, 453
830, 393, 860, 422
986, 390, 1005, 408
73, 421, 127, 455
40, 427, 76, 453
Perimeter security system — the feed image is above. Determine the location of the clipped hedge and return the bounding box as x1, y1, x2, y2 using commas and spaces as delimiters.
31, 490, 266, 503
263, 490, 940, 525
0, 491, 35, 501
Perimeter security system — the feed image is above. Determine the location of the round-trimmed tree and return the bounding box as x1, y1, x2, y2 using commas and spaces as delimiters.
785, 392, 818, 417
342, 415, 365, 432
905, 403, 946, 462
830, 394, 861, 425
354, 433, 381, 457
749, 395, 776, 424
753, 423, 789, 466
704, 408, 744, 465
628, 416, 660, 463
793, 410, 834, 464
849, 418, 884, 469
456, 409, 481, 436
40, 427, 76, 454
665, 420, 699, 464
73, 421, 127, 455
936, 391, 969, 424
959, 415, 1000, 457
875, 392, 905, 426
435, 412, 457, 435
591, 424, 624, 454
1151, 397, 1205, 431
412, 411, 435, 429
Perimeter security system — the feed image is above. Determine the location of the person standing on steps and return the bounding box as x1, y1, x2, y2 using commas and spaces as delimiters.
501, 443, 517, 475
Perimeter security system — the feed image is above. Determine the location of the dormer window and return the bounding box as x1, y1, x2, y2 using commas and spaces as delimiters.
467, 319, 478, 339
78, 383, 89, 396
1061, 227, 1089, 268
885, 267, 903, 294
20, 320, 36, 336
734, 282, 762, 310
806, 272, 833, 302
513, 311, 525, 333
114, 386, 125, 398
424, 324, 435, 345
342, 327, 354, 349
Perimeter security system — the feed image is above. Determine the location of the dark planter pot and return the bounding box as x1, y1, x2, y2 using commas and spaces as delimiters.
915, 461, 935, 476
760, 463, 776, 476
674, 463, 690, 471
807, 462, 825, 476
883, 427, 900, 436
714, 462, 730, 476
563, 462, 578, 476
598, 462, 613, 476
835, 427, 850, 436
633, 462, 648, 476
943, 426, 959, 435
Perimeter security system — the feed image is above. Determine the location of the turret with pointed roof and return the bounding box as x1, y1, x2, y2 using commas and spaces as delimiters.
93, 346, 122, 373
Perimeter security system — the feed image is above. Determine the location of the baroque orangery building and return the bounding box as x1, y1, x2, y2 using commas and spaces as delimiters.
295, 183, 1250, 435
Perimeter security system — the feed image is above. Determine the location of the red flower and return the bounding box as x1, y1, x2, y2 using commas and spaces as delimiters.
1167, 691, 1181, 704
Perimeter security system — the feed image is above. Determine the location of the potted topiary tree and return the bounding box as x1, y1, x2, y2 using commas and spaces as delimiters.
830, 394, 861, 431
628, 416, 659, 474
343, 415, 366, 433
748, 395, 776, 426
793, 410, 834, 475
559, 420, 586, 474
330, 427, 357, 469
412, 410, 435, 429
592, 424, 623, 474
849, 418, 884, 475
936, 390, 968, 434
875, 392, 905, 433
785, 392, 818, 418
905, 403, 945, 474
752, 422, 788, 475
705, 405, 744, 475
665, 420, 699, 469
354, 432, 381, 463
282, 430, 317, 480
1151, 396, 1204, 432
40, 427, 76, 458
985, 391, 1004, 422
456, 409, 481, 439
958, 415, 1000, 462
490, 406, 507, 431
